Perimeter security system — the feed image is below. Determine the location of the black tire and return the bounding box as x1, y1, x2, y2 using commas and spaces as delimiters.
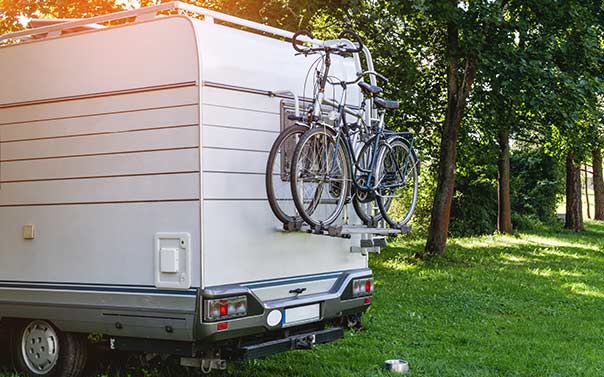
352, 136, 384, 225
266, 125, 309, 225
11, 320, 88, 377
375, 139, 419, 228
290, 127, 351, 229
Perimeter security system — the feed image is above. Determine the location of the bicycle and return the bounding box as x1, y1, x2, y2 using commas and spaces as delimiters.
266, 30, 367, 227
288, 30, 420, 230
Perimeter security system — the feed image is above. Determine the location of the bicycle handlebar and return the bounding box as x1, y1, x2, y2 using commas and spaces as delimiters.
292, 29, 315, 53
292, 29, 364, 56
338, 30, 363, 53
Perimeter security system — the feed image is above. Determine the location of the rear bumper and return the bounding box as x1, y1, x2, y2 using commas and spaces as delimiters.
195, 268, 372, 343
229, 327, 344, 361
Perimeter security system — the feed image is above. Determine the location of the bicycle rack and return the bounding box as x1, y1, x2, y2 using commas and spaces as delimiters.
280, 221, 411, 256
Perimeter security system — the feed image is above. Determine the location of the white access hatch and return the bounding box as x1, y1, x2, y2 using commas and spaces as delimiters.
154, 232, 191, 289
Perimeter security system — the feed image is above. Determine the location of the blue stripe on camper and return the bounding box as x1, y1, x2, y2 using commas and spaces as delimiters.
241, 271, 345, 289
0, 281, 198, 296
0, 269, 365, 295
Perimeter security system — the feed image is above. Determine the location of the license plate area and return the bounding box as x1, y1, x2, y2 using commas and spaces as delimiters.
283, 303, 320, 327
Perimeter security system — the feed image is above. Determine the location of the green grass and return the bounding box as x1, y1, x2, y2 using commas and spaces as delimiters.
3, 222, 604, 376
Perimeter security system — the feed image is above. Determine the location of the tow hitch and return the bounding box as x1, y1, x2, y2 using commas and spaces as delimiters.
293, 334, 316, 350
233, 327, 343, 361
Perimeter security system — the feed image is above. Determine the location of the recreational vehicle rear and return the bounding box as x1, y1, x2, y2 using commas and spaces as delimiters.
0, 2, 377, 375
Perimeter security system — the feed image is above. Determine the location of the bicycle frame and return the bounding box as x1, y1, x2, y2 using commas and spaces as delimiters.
331, 108, 386, 193
323, 95, 417, 196
303, 38, 416, 197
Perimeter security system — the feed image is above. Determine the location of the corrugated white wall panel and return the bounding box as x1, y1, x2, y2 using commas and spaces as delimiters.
2, 149, 199, 182
202, 172, 265, 200
2, 126, 198, 161
1, 105, 198, 142
202, 148, 265, 173
202, 200, 362, 286
0, 17, 202, 293
0, 17, 198, 105
203, 103, 280, 132
0, 202, 201, 287
0, 173, 200, 206
0, 86, 198, 125
203, 87, 281, 114
202, 125, 272, 152
194, 18, 368, 288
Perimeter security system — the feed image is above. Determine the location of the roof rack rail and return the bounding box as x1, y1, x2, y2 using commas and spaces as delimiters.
0, 1, 318, 44
0, 1, 378, 87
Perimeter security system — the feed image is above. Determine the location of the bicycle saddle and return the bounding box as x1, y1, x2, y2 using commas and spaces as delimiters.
358, 81, 383, 95
374, 97, 400, 110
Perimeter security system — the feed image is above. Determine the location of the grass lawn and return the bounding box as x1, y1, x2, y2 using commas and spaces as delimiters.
3, 222, 604, 376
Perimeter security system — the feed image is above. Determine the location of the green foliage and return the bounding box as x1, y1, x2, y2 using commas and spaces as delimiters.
510, 145, 565, 227
449, 176, 498, 237
449, 126, 499, 237
402, 164, 436, 239
0, 0, 124, 35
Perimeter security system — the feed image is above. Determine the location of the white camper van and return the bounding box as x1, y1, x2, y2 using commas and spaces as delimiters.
0, 2, 381, 375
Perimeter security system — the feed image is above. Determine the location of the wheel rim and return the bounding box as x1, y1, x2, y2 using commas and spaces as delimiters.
21, 320, 59, 375
376, 141, 418, 227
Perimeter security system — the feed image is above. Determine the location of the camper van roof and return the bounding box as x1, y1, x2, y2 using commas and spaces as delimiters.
0, 1, 321, 46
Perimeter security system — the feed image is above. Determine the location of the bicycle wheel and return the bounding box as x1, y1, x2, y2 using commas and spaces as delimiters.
290, 127, 351, 229
352, 137, 384, 225
375, 138, 419, 228
266, 125, 309, 225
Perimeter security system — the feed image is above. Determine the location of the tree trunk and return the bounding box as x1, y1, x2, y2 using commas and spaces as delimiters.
592, 149, 604, 220
565, 152, 583, 231
424, 23, 476, 256
584, 164, 591, 219
497, 126, 513, 233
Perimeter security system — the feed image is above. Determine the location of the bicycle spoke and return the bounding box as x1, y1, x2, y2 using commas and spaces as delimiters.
376, 139, 419, 228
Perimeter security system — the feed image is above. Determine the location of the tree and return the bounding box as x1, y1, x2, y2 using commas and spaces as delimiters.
497, 125, 513, 232
566, 152, 584, 231
590, 103, 604, 220
425, 18, 476, 255
592, 149, 604, 220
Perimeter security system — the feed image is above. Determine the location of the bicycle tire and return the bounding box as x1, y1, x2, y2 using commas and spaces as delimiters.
266, 124, 309, 225
375, 138, 419, 228
290, 127, 351, 229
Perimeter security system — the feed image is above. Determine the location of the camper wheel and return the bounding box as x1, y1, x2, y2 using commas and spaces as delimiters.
11, 320, 88, 377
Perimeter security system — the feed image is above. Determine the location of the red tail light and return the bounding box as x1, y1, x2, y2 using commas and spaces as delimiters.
352, 278, 374, 297
219, 301, 228, 316
205, 296, 248, 321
